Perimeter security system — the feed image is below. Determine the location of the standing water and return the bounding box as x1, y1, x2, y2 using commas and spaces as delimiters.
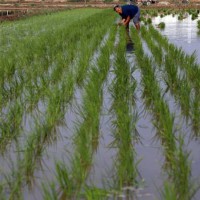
152, 14, 200, 63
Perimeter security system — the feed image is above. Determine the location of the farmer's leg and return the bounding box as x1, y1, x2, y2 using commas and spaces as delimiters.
135, 23, 140, 30
133, 9, 140, 31
126, 23, 130, 32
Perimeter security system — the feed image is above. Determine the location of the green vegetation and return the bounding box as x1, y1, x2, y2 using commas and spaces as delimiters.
158, 22, 165, 29
0, 7, 200, 200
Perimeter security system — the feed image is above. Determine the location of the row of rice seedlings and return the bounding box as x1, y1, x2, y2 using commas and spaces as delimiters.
0, 50, 24, 109
197, 20, 200, 34
131, 27, 194, 199
0, 99, 24, 153
0, 21, 82, 153
19, 11, 117, 178
1, 70, 75, 199
74, 12, 116, 87
0, 184, 6, 200
0, 10, 116, 155
140, 25, 192, 117
42, 25, 117, 200
0, 10, 114, 111
165, 56, 192, 117
1, 8, 111, 195
140, 26, 164, 67
161, 135, 197, 200
0, 9, 104, 49
141, 9, 174, 20
23, 11, 114, 111
198, 20, 200, 28
0, 10, 116, 197
149, 25, 200, 92
109, 27, 138, 196
148, 25, 200, 134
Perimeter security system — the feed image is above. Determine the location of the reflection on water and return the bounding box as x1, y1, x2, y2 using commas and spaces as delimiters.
126, 30, 135, 53
152, 14, 200, 63
151, 14, 200, 200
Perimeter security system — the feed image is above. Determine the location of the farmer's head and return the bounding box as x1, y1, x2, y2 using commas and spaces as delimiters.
114, 5, 122, 14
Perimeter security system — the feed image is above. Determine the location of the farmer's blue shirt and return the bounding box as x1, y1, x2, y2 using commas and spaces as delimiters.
120, 5, 139, 19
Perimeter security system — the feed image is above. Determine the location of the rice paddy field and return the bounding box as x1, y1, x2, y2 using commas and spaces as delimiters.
0, 7, 200, 200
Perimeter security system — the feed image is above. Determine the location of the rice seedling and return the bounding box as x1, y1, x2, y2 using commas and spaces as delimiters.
148, 25, 199, 121
191, 93, 200, 136
71, 26, 116, 192
131, 26, 195, 200
197, 20, 200, 29
191, 12, 198, 20
0, 185, 6, 200
109, 27, 138, 194
43, 182, 58, 200
158, 22, 166, 29
0, 10, 119, 198
178, 13, 184, 20
147, 18, 152, 24
83, 186, 108, 199
1, 7, 200, 200
0, 100, 24, 153
161, 182, 177, 200
41, 24, 117, 199
140, 26, 164, 67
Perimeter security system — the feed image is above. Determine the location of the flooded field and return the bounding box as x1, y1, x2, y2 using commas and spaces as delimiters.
0, 8, 200, 200
153, 14, 200, 63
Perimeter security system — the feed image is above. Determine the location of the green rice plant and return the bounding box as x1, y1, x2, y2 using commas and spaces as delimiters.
0, 100, 24, 153
43, 182, 58, 200
55, 162, 75, 199
140, 26, 164, 67
0, 184, 6, 200
197, 20, 200, 35
191, 93, 200, 136
158, 22, 166, 29
147, 18, 152, 24
75, 13, 116, 86
148, 25, 199, 116
42, 25, 117, 199
0, 9, 115, 114
0, 9, 118, 198
191, 13, 198, 20
167, 135, 196, 200
72, 27, 116, 184
177, 79, 191, 117
161, 182, 177, 200
83, 186, 108, 200
178, 13, 184, 20
1, 151, 23, 200
131, 26, 195, 200
109, 27, 138, 191
197, 20, 200, 29
164, 55, 179, 91
152, 11, 158, 17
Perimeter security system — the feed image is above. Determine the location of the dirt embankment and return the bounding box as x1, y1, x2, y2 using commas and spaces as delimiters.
0, 1, 200, 22
0, 1, 109, 21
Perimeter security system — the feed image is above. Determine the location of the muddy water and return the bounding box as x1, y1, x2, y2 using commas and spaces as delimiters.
152, 14, 200, 63
130, 15, 200, 200
152, 14, 200, 199
78, 20, 200, 199
106, 16, 200, 199
2, 16, 200, 199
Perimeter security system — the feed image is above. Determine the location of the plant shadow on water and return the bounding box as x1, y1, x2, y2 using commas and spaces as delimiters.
125, 30, 135, 53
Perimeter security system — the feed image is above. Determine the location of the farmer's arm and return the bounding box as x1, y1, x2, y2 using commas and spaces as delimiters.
123, 16, 131, 25
118, 17, 130, 26
118, 18, 126, 26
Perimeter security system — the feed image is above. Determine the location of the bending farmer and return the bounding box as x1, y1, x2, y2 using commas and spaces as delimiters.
114, 4, 140, 31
